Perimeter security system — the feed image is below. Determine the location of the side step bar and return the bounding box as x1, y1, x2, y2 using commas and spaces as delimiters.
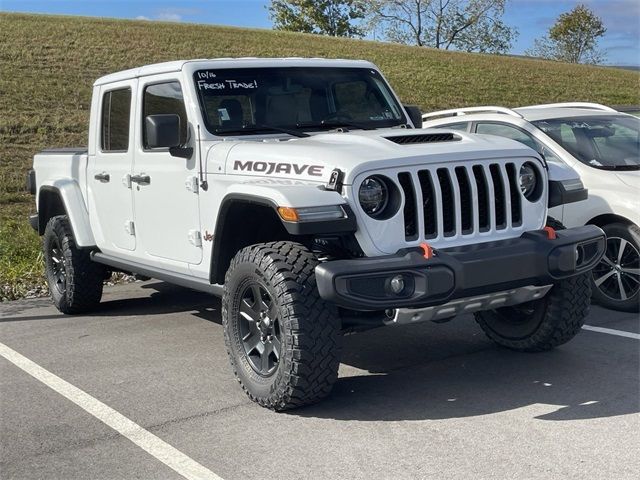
91, 252, 224, 296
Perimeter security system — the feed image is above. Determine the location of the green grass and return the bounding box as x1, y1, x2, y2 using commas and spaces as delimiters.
1, 12, 639, 300
0, 203, 46, 301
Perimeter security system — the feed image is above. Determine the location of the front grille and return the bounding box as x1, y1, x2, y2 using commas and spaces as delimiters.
397, 162, 523, 241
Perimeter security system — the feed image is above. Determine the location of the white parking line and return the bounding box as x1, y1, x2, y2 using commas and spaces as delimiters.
582, 325, 640, 340
0, 341, 224, 480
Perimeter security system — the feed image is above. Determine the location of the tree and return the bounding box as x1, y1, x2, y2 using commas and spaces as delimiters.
526, 4, 606, 64
268, 0, 366, 37
366, 0, 517, 53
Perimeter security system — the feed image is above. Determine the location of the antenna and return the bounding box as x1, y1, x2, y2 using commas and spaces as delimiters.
197, 125, 208, 191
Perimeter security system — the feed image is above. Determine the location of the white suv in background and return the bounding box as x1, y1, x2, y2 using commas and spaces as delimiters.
423, 103, 640, 312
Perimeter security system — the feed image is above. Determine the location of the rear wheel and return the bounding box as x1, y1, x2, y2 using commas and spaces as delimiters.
43, 215, 104, 314
475, 273, 591, 351
222, 241, 341, 410
475, 217, 590, 351
590, 223, 640, 312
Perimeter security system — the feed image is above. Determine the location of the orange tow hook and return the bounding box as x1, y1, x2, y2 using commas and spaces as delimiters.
419, 242, 434, 259
543, 226, 557, 240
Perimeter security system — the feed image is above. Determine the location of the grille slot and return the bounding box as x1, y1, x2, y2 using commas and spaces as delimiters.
397, 162, 524, 242
398, 172, 418, 240
437, 169, 455, 237
418, 170, 437, 238
506, 163, 522, 226
472, 165, 490, 231
489, 164, 506, 230
455, 167, 473, 234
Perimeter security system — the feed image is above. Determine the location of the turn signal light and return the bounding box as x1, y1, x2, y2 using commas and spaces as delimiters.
277, 205, 346, 223
277, 207, 299, 222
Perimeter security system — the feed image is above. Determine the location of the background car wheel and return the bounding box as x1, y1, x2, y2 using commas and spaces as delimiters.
43, 215, 105, 314
590, 223, 640, 312
222, 241, 341, 410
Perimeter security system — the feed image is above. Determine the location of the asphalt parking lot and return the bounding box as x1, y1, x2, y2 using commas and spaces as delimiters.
1, 281, 639, 480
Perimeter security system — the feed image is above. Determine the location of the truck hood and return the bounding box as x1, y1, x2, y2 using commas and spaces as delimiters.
207, 129, 539, 185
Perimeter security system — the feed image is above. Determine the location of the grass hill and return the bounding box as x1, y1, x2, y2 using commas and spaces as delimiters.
1, 12, 639, 299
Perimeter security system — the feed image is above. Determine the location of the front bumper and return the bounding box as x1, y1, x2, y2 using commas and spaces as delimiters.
315, 225, 605, 310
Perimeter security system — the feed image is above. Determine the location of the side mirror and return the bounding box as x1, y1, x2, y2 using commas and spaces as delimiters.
403, 105, 423, 129
145, 114, 181, 149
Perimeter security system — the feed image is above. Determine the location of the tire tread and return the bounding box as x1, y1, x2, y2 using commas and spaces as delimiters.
222, 241, 341, 410
43, 215, 104, 314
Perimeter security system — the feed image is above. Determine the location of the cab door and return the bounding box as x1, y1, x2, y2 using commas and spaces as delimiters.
87, 80, 137, 252
132, 76, 202, 266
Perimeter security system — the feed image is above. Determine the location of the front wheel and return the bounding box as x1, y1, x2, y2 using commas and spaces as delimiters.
475, 273, 591, 352
222, 241, 341, 410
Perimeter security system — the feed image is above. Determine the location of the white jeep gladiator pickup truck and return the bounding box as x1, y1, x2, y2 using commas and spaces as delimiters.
28, 58, 605, 410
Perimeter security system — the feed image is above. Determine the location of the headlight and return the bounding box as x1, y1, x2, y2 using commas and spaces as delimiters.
359, 176, 388, 217
518, 163, 538, 199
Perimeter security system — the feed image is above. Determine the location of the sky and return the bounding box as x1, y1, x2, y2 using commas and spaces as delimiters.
2, 0, 639, 66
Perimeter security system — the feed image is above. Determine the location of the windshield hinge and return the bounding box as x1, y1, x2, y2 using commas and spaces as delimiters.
188, 230, 202, 247
124, 220, 135, 236
186, 176, 199, 193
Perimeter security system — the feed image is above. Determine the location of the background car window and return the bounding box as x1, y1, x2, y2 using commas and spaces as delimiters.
101, 88, 131, 152
143, 82, 188, 148
533, 115, 640, 169
476, 123, 538, 151
439, 122, 469, 132
592, 122, 638, 160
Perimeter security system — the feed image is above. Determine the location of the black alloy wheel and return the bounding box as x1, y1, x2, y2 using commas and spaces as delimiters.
238, 283, 282, 377
48, 238, 67, 295
222, 241, 341, 410
43, 215, 105, 314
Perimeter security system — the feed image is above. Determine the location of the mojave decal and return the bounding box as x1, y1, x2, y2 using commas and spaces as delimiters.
233, 160, 324, 177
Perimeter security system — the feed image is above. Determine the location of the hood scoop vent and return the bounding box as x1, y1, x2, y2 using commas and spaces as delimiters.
384, 132, 460, 145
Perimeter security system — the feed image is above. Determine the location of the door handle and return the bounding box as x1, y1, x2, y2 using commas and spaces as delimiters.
94, 172, 110, 183
130, 174, 151, 185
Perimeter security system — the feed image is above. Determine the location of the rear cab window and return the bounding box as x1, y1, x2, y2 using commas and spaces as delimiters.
101, 88, 132, 152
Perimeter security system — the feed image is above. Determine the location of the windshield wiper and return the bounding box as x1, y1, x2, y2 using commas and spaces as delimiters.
296, 120, 376, 131
591, 164, 640, 171
216, 124, 309, 138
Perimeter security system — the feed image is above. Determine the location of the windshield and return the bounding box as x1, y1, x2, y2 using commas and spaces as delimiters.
194, 67, 406, 136
532, 115, 640, 170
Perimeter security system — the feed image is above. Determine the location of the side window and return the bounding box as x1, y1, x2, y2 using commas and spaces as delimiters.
101, 88, 131, 152
476, 123, 538, 151
143, 81, 188, 148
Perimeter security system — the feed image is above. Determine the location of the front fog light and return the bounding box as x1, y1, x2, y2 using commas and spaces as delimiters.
385, 274, 414, 297
390, 275, 405, 294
